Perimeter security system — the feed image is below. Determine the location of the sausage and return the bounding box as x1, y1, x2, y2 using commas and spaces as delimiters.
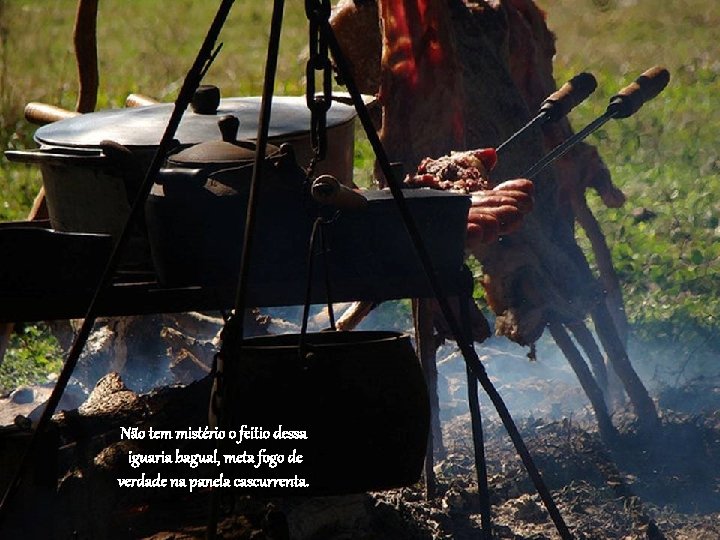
471, 193, 521, 210
467, 212, 500, 245
486, 189, 534, 213
470, 204, 523, 234
493, 178, 534, 195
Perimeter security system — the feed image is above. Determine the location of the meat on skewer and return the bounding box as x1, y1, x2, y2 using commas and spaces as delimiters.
403, 146, 534, 248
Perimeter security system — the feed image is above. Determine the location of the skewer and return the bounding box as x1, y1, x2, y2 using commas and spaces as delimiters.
496, 72, 597, 154
523, 66, 670, 179
548, 322, 617, 443
525, 67, 669, 435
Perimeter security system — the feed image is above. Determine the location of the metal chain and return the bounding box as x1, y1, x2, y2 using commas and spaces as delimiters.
305, 0, 332, 168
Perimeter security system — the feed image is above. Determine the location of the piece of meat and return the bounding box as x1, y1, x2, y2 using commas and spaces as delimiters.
331, 0, 659, 433
404, 148, 497, 192
466, 181, 534, 248
402, 144, 534, 247
330, 0, 382, 96
330, 0, 624, 209
377, 0, 466, 180
331, 0, 605, 344
502, 0, 628, 338
378, 0, 600, 345
505, 0, 624, 206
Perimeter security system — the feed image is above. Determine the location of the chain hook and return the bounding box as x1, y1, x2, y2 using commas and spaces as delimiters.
305, 0, 332, 164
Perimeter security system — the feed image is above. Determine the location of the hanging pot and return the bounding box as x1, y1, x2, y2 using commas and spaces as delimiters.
211, 330, 430, 495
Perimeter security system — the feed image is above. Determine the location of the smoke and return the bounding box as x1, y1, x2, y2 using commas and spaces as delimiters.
344, 301, 720, 425
58, 301, 720, 429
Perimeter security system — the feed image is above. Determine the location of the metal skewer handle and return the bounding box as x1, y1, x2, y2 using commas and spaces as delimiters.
539, 71, 598, 122
607, 65, 671, 118
523, 66, 670, 179
497, 72, 597, 154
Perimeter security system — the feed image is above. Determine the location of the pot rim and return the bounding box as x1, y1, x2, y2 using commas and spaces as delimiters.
237, 330, 410, 350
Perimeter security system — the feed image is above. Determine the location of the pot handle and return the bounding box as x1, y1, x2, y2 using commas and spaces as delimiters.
311, 175, 368, 210
125, 93, 160, 107
4, 148, 108, 167
154, 168, 208, 194
330, 92, 379, 112
24, 102, 82, 125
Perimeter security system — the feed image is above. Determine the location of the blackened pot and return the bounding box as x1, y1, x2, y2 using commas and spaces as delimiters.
210, 330, 430, 495
146, 179, 470, 307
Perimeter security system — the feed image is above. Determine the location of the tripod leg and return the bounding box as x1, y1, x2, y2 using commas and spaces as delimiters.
459, 292, 493, 540
549, 322, 617, 444
413, 298, 442, 499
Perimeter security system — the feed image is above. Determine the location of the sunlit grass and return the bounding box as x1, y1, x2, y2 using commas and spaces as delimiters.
0, 324, 63, 395
538, 0, 719, 336
0, 1, 313, 220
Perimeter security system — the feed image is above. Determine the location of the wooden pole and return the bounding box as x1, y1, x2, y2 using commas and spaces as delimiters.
549, 322, 618, 443
413, 298, 441, 499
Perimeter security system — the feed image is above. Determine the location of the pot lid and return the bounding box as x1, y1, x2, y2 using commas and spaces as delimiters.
34, 95, 357, 148
167, 115, 279, 166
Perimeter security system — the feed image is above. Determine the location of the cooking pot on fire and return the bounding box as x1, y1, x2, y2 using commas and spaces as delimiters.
211, 330, 431, 495
146, 157, 471, 301
4, 88, 357, 241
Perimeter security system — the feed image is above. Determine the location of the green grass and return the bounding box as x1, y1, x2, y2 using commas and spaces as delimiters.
0, 324, 63, 395
538, 0, 720, 337
0, 0, 718, 386
0, 1, 314, 219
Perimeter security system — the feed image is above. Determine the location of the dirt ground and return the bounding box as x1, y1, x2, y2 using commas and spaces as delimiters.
91, 398, 720, 539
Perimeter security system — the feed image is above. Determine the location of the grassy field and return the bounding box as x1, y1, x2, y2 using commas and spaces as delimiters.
539, 0, 720, 339
0, 1, 316, 218
0, 0, 718, 389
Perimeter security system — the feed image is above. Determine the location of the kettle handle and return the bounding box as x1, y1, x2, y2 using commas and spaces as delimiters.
310, 175, 368, 210
24, 102, 82, 125
4, 148, 108, 167
153, 168, 207, 192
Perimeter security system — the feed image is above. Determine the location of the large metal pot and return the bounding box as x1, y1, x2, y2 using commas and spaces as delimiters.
5, 90, 357, 240
147, 160, 471, 304
143, 109, 471, 301
211, 330, 430, 495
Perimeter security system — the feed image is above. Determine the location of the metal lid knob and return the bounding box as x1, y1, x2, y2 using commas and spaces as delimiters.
218, 114, 240, 142
191, 85, 221, 115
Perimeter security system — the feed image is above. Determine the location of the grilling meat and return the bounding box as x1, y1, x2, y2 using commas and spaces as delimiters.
403, 145, 534, 248
330, 0, 660, 434
376, 0, 466, 176
404, 148, 497, 192
467, 181, 534, 249
503, 0, 629, 339
330, 0, 382, 96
